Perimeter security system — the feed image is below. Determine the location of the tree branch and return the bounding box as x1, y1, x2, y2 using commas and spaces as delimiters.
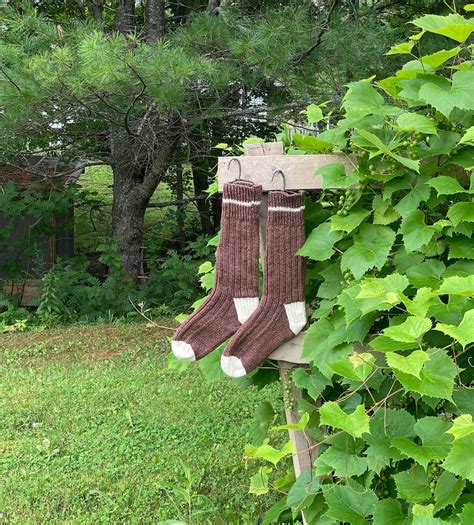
293, 0, 340, 64
1, 67, 22, 92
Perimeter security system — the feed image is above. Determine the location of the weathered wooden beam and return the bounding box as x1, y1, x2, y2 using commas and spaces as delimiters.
218, 149, 356, 191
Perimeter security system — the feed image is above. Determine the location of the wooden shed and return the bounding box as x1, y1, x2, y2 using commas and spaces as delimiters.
0, 155, 84, 304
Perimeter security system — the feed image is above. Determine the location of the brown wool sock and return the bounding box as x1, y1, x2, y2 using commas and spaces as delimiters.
221, 190, 306, 377
171, 182, 262, 362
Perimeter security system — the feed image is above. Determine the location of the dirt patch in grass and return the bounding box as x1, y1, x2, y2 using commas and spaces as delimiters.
0, 320, 177, 367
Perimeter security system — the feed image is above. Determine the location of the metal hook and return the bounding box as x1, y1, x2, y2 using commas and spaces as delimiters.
227, 157, 242, 181
227, 157, 254, 185
271, 166, 286, 191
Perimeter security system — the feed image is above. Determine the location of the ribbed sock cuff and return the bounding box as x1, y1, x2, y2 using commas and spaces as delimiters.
267, 191, 305, 225
222, 182, 262, 219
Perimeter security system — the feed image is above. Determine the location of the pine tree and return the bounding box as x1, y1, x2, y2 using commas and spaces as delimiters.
0, 0, 448, 281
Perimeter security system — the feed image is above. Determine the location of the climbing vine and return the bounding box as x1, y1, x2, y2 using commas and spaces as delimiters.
175, 6, 474, 524
236, 7, 474, 524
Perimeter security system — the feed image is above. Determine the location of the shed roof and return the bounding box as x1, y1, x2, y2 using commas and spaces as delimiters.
0, 155, 85, 190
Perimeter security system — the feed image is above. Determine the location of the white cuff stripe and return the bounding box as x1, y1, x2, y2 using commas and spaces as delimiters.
268, 206, 305, 212
222, 198, 261, 207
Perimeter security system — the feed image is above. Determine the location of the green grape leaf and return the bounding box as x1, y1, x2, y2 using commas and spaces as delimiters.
412, 504, 434, 517
365, 409, 416, 472
199, 270, 215, 291
302, 314, 353, 378
400, 210, 436, 252
459, 126, 474, 146
397, 112, 437, 134
198, 261, 213, 274
315, 444, 368, 477
292, 367, 330, 401
421, 47, 462, 68
394, 180, 431, 217
249, 466, 272, 495
373, 498, 409, 525
356, 128, 420, 172
412, 13, 474, 42
341, 224, 396, 280
297, 222, 343, 261
249, 402, 276, 446
330, 207, 371, 233
442, 434, 474, 482
319, 402, 369, 438
317, 263, 343, 299
411, 505, 452, 525
386, 350, 430, 379
437, 275, 474, 296
373, 195, 401, 225
323, 481, 378, 525
391, 416, 453, 470
207, 231, 220, 246
433, 471, 466, 513
315, 163, 360, 189
305, 103, 323, 124
369, 336, 419, 353
386, 41, 415, 55
447, 202, 474, 227
419, 70, 474, 117
448, 237, 474, 259
383, 316, 432, 343
272, 412, 310, 432
287, 470, 320, 512
459, 503, 474, 525
244, 439, 295, 466
356, 273, 409, 309
393, 464, 432, 503
447, 414, 474, 441
293, 133, 333, 153
435, 309, 474, 347
330, 352, 375, 381
342, 79, 389, 116
453, 390, 474, 417
426, 176, 467, 196
402, 287, 436, 318
394, 349, 457, 401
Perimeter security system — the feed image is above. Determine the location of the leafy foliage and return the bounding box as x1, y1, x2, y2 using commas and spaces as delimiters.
235, 7, 474, 523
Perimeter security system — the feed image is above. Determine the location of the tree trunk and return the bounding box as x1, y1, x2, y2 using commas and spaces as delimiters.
146, 0, 166, 42
110, 124, 180, 283
88, 0, 104, 22
111, 171, 148, 284
175, 162, 186, 250
115, 0, 135, 34
206, 0, 220, 15
189, 138, 215, 235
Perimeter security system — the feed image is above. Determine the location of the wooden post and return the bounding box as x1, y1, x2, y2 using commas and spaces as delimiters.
241, 143, 318, 524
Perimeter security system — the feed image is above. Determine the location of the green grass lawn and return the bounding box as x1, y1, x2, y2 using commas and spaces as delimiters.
0, 323, 283, 524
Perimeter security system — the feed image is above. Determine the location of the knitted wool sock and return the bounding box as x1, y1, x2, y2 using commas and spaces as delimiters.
172, 182, 262, 362
221, 190, 306, 377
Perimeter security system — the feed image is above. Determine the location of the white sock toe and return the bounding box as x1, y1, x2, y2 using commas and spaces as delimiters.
221, 354, 247, 378
171, 340, 196, 362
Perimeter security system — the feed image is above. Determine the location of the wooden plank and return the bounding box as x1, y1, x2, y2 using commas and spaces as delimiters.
268, 332, 308, 364
218, 152, 356, 191
243, 142, 284, 156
